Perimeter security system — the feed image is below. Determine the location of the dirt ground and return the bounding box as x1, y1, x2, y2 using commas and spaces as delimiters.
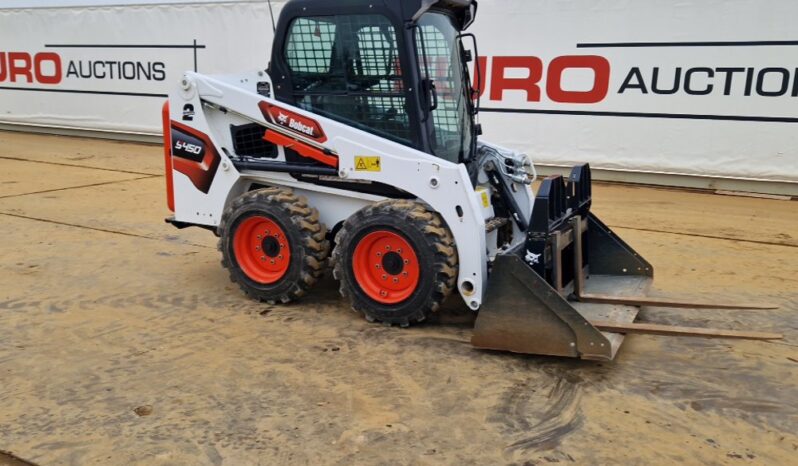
0, 130, 796, 466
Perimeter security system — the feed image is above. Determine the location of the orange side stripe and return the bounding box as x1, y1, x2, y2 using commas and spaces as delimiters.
263, 130, 338, 168
162, 101, 175, 212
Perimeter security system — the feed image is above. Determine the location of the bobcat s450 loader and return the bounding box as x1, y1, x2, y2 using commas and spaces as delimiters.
163, 0, 779, 360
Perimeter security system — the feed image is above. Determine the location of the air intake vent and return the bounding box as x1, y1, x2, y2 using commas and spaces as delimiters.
231, 124, 277, 159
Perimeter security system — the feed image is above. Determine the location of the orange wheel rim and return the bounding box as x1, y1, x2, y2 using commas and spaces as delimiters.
352, 230, 420, 304
233, 215, 291, 284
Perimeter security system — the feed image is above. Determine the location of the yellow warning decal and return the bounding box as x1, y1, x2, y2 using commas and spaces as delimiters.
476, 187, 490, 208
355, 156, 381, 172
480, 191, 490, 208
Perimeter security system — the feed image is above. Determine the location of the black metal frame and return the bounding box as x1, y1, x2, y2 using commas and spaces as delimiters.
231, 157, 338, 176
525, 164, 653, 291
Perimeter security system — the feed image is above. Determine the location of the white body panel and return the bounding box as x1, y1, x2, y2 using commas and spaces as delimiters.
168, 71, 536, 309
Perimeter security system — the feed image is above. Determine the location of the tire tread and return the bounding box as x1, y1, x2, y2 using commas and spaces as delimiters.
332, 200, 457, 325
218, 187, 330, 304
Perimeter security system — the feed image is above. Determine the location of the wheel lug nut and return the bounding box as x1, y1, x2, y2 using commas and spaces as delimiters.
278, 255, 283, 260
257, 235, 262, 239
375, 264, 381, 269
393, 278, 398, 283
260, 256, 266, 261
404, 259, 409, 264
270, 260, 275, 265
385, 245, 391, 250
402, 271, 408, 276
382, 275, 387, 280
376, 252, 382, 257
255, 246, 260, 251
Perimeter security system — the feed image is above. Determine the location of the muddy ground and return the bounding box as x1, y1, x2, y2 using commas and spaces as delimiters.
0, 131, 796, 465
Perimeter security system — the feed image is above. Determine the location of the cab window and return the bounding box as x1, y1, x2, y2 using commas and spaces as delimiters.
284, 15, 411, 145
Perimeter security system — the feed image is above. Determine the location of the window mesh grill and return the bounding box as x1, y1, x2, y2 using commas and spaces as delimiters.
417, 24, 463, 162
284, 15, 411, 145
286, 18, 336, 74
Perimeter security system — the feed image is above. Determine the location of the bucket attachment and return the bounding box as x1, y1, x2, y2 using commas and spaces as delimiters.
472, 164, 780, 360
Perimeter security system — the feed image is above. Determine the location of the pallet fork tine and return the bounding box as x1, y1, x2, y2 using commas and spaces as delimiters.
574, 294, 779, 310
568, 216, 778, 311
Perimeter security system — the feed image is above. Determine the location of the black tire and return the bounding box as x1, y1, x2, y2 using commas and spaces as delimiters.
219, 187, 329, 304
332, 199, 458, 326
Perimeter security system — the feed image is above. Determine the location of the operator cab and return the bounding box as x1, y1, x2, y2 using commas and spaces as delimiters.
269, 0, 479, 166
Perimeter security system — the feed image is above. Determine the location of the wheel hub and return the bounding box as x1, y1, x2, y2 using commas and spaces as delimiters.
233, 215, 290, 284
262, 236, 281, 258
381, 251, 404, 275
352, 230, 420, 305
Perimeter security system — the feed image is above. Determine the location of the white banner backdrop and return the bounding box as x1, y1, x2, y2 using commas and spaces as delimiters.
1, 0, 796, 186
0, 0, 282, 134
471, 0, 798, 185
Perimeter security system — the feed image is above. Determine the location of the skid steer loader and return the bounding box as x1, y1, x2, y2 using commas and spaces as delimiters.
163, 0, 779, 360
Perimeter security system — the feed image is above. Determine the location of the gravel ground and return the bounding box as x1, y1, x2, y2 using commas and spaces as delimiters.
0, 131, 796, 465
